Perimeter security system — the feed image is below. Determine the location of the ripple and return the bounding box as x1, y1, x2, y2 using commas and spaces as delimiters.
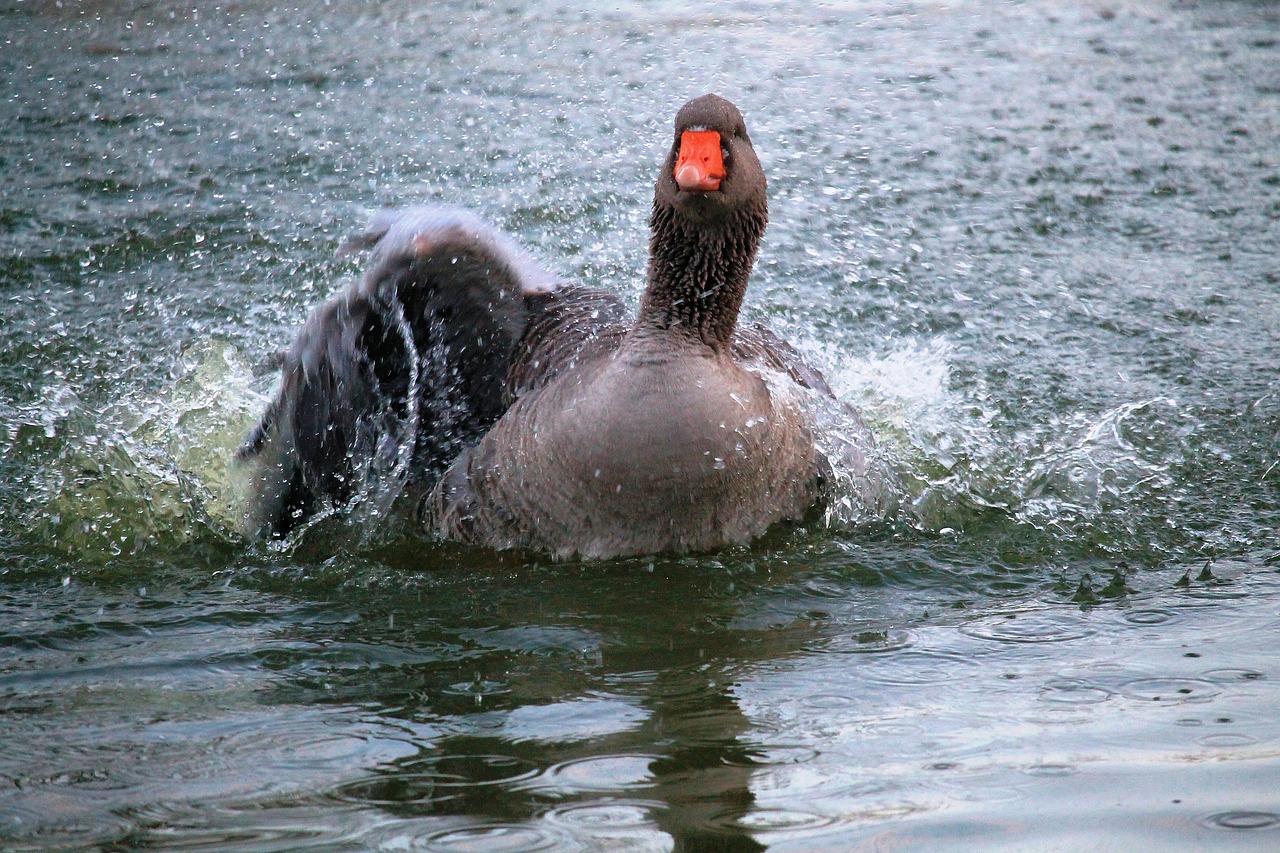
332, 772, 463, 806
257, 731, 382, 772
17, 764, 132, 792
1196, 733, 1259, 748
961, 613, 1095, 645
857, 650, 981, 686
1038, 679, 1113, 705
1119, 677, 1221, 703
830, 627, 916, 654
200, 714, 406, 778
752, 745, 820, 766
443, 679, 512, 698
0, 799, 132, 849
1202, 810, 1280, 831
332, 754, 540, 806
1201, 668, 1266, 683
1021, 707, 1097, 726
732, 807, 834, 831
1181, 588, 1250, 601
798, 692, 864, 712
1086, 662, 1128, 675
860, 721, 924, 737
643, 678, 720, 700
1022, 763, 1077, 778
1123, 609, 1175, 626
545, 801, 658, 831
14, 715, 393, 806
539, 754, 656, 794
117, 808, 336, 853
421, 823, 563, 852
935, 771, 1026, 804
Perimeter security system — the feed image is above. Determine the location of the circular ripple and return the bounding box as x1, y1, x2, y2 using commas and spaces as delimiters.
1120, 678, 1221, 703
1022, 707, 1096, 726
422, 824, 562, 852
1203, 811, 1280, 831
935, 772, 1026, 804
541, 754, 655, 794
733, 808, 834, 831
124, 814, 327, 851
1182, 588, 1249, 601
546, 801, 658, 831
861, 721, 924, 737
752, 745, 819, 766
961, 614, 1095, 645
1039, 679, 1113, 705
1123, 609, 1174, 626
643, 678, 715, 700
425, 755, 541, 788
858, 650, 981, 686
332, 755, 539, 804
1022, 763, 1077, 778
443, 680, 511, 698
1197, 733, 1259, 748
1201, 668, 1266, 683
832, 628, 916, 654
1086, 662, 1128, 675
333, 772, 462, 806
270, 731, 383, 771
798, 692, 863, 711
201, 716, 396, 779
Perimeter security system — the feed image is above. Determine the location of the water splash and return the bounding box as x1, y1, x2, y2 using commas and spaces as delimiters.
11, 341, 264, 562
5, 330, 1193, 564
1013, 399, 1179, 532
824, 338, 1005, 531
821, 338, 1192, 557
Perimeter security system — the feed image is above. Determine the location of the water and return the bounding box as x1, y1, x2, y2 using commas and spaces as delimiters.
2, 0, 1279, 849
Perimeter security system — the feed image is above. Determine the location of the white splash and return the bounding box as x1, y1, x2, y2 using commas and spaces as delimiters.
17, 341, 266, 560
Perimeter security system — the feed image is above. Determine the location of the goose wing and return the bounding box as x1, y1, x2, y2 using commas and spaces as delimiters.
238, 206, 619, 536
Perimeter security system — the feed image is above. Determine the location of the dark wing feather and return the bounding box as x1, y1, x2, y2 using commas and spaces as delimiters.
237, 206, 560, 537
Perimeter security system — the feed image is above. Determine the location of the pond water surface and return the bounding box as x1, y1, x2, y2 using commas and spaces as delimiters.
3, 0, 1280, 850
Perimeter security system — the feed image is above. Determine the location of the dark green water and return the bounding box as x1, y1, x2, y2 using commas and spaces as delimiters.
2, 0, 1279, 849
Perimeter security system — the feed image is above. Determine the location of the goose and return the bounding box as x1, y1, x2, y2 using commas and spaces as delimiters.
238, 94, 885, 558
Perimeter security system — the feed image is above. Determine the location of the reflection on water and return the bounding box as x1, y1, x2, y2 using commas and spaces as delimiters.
3, 0, 1280, 850
5, 561, 1280, 851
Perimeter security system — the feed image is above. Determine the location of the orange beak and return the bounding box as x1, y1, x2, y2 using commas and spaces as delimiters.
674, 130, 726, 192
